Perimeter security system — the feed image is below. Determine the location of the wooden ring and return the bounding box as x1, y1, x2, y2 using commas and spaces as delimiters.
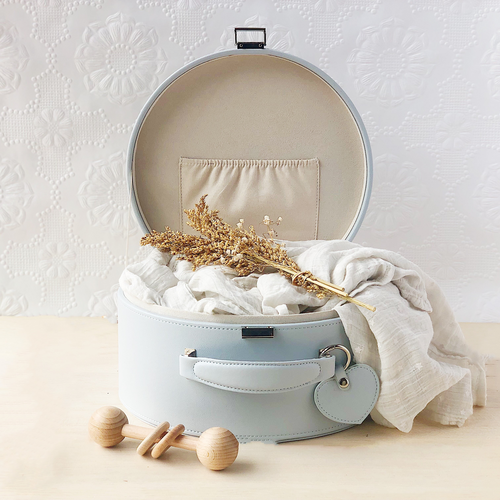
151, 424, 186, 458
136, 421, 170, 456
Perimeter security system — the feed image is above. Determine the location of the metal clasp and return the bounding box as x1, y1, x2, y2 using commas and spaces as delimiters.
234, 27, 266, 49
318, 344, 352, 370
319, 344, 351, 389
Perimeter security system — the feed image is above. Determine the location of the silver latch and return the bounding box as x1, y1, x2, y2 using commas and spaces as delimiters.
318, 344, 352, 370
234, 27, 266, 49
184, 348, 197, 357
319, 344, 352, 389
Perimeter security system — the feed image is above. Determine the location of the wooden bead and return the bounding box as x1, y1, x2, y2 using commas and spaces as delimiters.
196, 427, 239, 471
88, 406, 128, 447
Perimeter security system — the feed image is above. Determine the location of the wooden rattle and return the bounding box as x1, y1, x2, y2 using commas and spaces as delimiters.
89, 406, 238, 471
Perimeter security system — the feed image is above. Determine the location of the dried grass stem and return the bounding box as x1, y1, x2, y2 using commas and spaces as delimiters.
140, 195, 375, 312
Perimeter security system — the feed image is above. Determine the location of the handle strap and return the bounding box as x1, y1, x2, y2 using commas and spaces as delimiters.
179, 354, 336, 394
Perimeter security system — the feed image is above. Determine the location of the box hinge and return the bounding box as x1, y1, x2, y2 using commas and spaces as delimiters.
234, 27, 266, 49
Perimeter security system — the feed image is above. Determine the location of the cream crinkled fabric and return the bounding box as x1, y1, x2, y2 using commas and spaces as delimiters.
119, 241, 486, 432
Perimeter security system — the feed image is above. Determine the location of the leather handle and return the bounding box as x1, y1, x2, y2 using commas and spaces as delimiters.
179, 354, 336, 394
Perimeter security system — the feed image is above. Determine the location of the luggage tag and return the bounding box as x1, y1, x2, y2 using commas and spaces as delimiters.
314, 345, 380, 425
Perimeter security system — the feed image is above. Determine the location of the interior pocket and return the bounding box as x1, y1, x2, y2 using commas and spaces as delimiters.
179, 158, 320, 241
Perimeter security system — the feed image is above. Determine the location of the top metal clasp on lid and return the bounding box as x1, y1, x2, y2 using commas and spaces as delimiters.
234, 27, 266, 49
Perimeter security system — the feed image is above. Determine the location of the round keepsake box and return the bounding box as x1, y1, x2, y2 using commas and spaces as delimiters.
118, 28, 377, 443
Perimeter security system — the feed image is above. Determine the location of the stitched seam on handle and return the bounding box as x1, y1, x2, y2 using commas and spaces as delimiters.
314, 365, 379, 424
191, 360, 324, 393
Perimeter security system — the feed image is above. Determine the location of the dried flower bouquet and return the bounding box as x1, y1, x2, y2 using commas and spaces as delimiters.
141, 195, 375, 312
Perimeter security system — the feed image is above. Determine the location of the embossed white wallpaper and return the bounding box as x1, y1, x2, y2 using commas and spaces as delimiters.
0, 0, 499, 322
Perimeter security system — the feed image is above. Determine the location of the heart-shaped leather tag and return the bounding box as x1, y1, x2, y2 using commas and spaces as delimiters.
314, 364, 380, 425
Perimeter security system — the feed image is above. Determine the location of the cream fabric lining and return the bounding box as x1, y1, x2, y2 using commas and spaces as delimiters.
179, 158, 320, 240
133, 54, 367, 239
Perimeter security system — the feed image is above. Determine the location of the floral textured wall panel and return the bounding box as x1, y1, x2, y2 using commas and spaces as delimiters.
0, 0, 498, 321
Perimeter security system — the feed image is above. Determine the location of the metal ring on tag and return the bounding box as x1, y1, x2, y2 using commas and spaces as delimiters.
318, 344, 352, 370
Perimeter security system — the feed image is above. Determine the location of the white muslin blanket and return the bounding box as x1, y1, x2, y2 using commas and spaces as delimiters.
119, 240, 487, 432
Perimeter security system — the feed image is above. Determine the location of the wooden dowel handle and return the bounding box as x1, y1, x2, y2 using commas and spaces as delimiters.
171, 434, 199, 451
122, 424, 151, 441
122, 424, 198, 451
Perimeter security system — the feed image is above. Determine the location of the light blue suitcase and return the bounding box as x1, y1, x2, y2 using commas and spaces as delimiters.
119, 28, 379, 443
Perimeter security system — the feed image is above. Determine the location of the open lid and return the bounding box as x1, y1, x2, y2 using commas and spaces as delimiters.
128, 43, 372, 241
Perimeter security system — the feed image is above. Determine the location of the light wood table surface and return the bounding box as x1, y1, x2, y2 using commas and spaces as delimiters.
0, 317, 498, 499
